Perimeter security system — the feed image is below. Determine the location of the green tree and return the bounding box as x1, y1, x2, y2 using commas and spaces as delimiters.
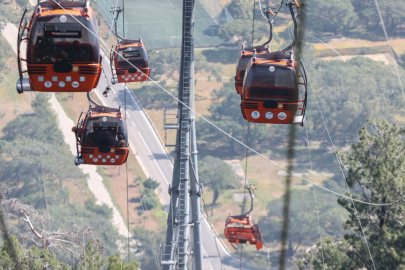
0, 236, 69, 269
351, 0, 405, 31
260, 189, 346, 257
133, 226, 165, 270
218, 19, 271, 45
197, 81, 271, 154
399, 54, 405, 70
199, 156, 241, 208
74, 240, 106, 270
296, 237, 359, 270
300, 119, 405, 269
306, 0, 358, 35
337, 118, 405, 269
143, 178, 160, 190
304, 56, 402, 146
226, 0, 252, 20
107, 254, 139, 269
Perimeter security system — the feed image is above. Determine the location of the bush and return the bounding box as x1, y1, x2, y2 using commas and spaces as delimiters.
143, 178, 159, 190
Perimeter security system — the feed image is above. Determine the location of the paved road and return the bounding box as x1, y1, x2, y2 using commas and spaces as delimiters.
94, 53, 260, 270
1, 22, 131, 238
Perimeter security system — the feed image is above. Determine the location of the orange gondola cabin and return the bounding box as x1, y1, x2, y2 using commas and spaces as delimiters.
235, 45, 270, 96
224, 185, 263, 250
240, 50, 307, 125
109, 8, 150, 84
73, 105, 129, 166
224, 213, 263, 251
16, 0, 102, 93
110, 38, 150, 84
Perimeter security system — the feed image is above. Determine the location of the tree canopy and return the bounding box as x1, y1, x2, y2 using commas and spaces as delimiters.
198, 156, 241, 206
297, 119, 405, 269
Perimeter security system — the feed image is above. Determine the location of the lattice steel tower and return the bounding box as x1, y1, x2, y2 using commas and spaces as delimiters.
161, 0, 203, 268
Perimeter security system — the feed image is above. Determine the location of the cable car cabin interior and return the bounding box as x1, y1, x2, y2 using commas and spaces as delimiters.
16, 0, 101, 93
235, 45, 270, 95
110, 39, 150, 84
73, 106, 129, 166
241, 52, 306, 125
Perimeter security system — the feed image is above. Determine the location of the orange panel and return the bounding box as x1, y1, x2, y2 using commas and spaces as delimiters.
28, 64, 101, 92
116, 67, 150, 83
81, 147, 129, 166
241, 101, 298, 124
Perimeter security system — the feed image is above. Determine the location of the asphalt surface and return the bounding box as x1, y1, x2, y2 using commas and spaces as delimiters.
94, 54, 260, 270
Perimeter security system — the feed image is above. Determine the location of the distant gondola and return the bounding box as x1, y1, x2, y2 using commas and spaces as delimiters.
109, 8, 150, 84
224, 185, 263, 250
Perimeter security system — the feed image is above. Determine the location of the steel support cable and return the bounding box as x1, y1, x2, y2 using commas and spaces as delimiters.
53, 0, 403, 207
79, 181, 87, 269
278, 123, 296, 270
304, 125, 325, 270
239, 122, 250, 270
189, 162, 224, 270
139, 193, 161, 269
124, 49, 131, 262
305, 70, 377, 270
288, 18, 376, 267
240, 0, 256, 263
38, 147, 51, 231
122, 4, 131, 258
372, 0, 405, 103
306, 34, 346, 60
97, 0, 120, 97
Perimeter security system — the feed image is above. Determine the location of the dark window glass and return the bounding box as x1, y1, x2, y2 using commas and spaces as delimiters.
116, 47, 147, 68
244, 64, 298, 102
28, 15, 100, 64
81, 116, 128, 148
236, 56, 252, 75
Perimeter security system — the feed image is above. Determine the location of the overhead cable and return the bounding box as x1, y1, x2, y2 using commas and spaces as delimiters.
52, 0, 402, 207
372, 0, 405, 103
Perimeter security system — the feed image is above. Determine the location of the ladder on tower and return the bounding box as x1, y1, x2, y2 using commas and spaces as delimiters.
163, 106, 179, 147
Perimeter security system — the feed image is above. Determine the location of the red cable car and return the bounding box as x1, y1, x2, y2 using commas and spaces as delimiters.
72, 98, 129, 166
16, 0, 101, 94
235, 9, 273, 96
224, 185, 263, 251
235, 45, 270, 95
110, 8, 150, 84
240, 50, 307, 125
240, 0, 307, 126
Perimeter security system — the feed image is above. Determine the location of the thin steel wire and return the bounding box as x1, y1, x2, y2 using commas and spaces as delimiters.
306, 71, 377, 270
372, 0, 404, 103
189, 160, 223, 270
38, 147, 51, 230
305, 124, 325, 270
51, 0, 403, 208
124, 60, 131, 263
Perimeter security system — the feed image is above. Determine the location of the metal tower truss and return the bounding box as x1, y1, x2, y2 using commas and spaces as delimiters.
162, 0, 203, 268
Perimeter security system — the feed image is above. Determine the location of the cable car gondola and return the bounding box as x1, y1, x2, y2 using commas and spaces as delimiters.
16, 0, 102, 93
234, 9, 273, 95
224, 185, 263, 251
240, 0, 307, 126
110, 8, 150, 84
72, 94, 129, 166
